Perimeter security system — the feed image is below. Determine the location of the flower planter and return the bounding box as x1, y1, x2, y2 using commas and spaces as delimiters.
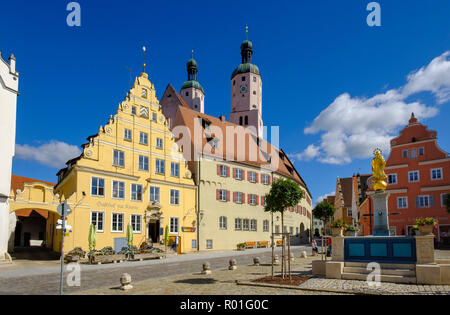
419, 225, 434, 236
331, 228, 343, 237
345, 231, 357, 237
89, 254, 127, 265
65, 255, 80, 263
130, 253, 163, 261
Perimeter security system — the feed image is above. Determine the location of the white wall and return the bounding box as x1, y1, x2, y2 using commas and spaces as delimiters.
0, 53, 19, 257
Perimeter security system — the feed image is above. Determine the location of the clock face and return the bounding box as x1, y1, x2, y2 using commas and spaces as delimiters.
240, 85, 248, 93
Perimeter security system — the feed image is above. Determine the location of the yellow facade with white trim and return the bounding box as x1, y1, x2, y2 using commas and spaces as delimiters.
54, 71, 197, 254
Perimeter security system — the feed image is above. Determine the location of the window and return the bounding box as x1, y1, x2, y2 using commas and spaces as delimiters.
235, 192, 243, 204
290, 227, 294, 235
235, 169, 243, 180
245, 116, 249, 125
139, 132, 149, 145
263, 220, 269, 232
239, 117, 243, 125
113, 150, 125, 167
171, 162, 180, 177
152, 113, 157, 122
219, 190, 228, 202
170, 189, 180, 205
91, 211, 104, 232
419, 147, 425, 156
192, 240, 197, 249
206, 240, 213, 249
347, 210, 353, 217
242, 76, 246, 82
156, 138, 163, 149
402, 150, 408, 158
142, 88, 147, 98
387, 174, 397, 185
249, 172, 257, 183
112, 181, 125, 199
398, 197, 408, 209
262, 174, 270, 185
131, 184, 143, 201
416, 195, 433, 208
431, 168, 443, 180
409, 171, 420, 183
170, 217, 180, 234
219, 165, 228, 177
124, 129, 132, 141
253, 76, 257, 82
235, 219, 242, 231
149, 186, 160, 203
131, 215, 142, 233
112, 213, 124, 232
91, 177, 105, 197
131, 106, 137, 116
243, 219, 250, 231
249, 194, 257, 205
251, 220, 257, 231
219, 216, 227, 230
442, 194, 448, 207
410, 149, 417, 159
275, 225, 280, 234
156, 159, 165, 174
139, 155, 149, 171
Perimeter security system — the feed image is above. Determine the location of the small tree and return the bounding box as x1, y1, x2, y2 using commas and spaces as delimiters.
313, 201, 336, 235
265, 178, 304, 278
444, 193, 450, 214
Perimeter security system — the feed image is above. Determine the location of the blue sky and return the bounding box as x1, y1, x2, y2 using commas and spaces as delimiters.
2, 0, 450, 202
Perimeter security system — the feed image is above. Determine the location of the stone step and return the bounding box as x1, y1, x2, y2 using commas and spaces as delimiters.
342, 272, 417, 284
344, 262, 415, 270
343, 267, 416, 277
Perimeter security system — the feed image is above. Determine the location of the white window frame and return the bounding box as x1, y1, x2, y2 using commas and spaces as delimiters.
250, 219, 257, 232
235, 218, 242, 231
235, 192, 243, 204
410, 148, 418, 159
152, 112, 158, 123
155, 159, 165, 175
219, 216, 227, 230
124, 129, 132, 141
113, 150, 125, 167
112, 180, 125, 200
441, 193, 447, 207
91, 177, 105, 197
170, 189, 180, 206
206, 240, 213, 249
387, 173, 398, 185
262, 174, 270, 185
408, 171, 420, 183
171, 162, 180, 177
138, 155, 149, 171
111, 213, 124, 233
131, 184, 143, 202
249, 194, 257, 206
243, 219, 250, 231
150, 186, 160, 203
156, 138, 163, 149
170, 217, 180, 234
431, 168, 443, 181
219, 190, 227, 202
220, 165, 228, 177
263, 220, 269, 232
235, 169, 243, 180
249, 172, 257, 183
397, 197, 408, 209
417, 195, 431, 208
90, 211, 105, 233
130, 214, 142, 234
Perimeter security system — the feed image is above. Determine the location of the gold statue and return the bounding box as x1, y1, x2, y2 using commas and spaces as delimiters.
372, 149, 387, 191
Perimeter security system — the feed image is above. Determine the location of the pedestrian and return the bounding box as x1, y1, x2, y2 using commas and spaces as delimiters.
312, 239, 318, 256
327, 238, 332, 257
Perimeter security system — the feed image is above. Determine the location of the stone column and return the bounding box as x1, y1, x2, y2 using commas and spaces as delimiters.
331, 237, 345, 261
368, 191, 391, 236
415, 235, 435, 264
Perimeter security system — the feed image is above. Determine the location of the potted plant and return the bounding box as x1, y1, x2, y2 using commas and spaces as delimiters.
415, 218, 438, 236
345, 225, 359, 237
66, 247, 86, 263
237, 243, 246, 251
330, 219, 345, 237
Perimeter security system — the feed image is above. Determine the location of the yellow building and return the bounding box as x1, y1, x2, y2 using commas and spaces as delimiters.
54, 69, 197, 254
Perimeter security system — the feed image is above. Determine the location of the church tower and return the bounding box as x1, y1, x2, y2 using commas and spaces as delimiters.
229, 27, 263, 138
180, 51, 205, 113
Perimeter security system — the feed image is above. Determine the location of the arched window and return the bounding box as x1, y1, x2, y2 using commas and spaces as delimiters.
245, 116, 249, 125
239, 117, 243, 125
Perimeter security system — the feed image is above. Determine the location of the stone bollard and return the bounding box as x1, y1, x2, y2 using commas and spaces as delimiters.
202, 262, 212, 275
290, 252, 295, 262
273, 255, 280, 265
229, 259, 237, 270
120, 273, 133, 291
253, 257, 261, 266
301, 251, 308, 259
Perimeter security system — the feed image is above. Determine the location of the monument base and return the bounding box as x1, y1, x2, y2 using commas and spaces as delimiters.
369, 190, 391, 236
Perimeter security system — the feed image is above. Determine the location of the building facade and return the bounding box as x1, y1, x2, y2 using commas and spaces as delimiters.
0, 51, 19, 261
54, 69, 197, 254
384, 114, 450, 244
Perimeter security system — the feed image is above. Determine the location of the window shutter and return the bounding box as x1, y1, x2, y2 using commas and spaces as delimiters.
242, 193, 246, 204
255, 173, 259, 183
227, 191, 230, 202
233, 168, 236, 179
256, 195, 259, 206
216, 189, 220, 201
261, 174, 264, 183
233, 192, 236, 203
217, 165, 221, 176
247, 171, 251, 182
227, 167, 230, 177
261, 196, 264, 206
248, 194, 251, 205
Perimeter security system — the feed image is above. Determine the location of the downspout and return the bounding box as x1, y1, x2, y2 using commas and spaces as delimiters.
196, 158, 201, 252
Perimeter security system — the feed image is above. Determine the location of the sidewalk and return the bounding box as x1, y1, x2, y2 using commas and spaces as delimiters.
0, 245, 310, 279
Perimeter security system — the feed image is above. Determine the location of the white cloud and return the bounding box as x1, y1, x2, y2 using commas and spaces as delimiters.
15, 141, 82, 169
314, 191, 335, 206
295, 51, 450, 165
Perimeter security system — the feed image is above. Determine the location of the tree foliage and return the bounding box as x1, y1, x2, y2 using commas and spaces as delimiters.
264, 179, 305, 215
313, 201, 336, 223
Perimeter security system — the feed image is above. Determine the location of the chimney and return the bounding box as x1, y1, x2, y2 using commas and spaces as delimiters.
9, 54, 16, 74
219, 115, 226, 122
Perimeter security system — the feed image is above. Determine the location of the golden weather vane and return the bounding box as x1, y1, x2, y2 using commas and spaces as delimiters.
245, 25, 248, 40
142, 45, 147, 73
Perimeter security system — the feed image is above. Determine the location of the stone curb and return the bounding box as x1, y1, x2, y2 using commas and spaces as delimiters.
236, 280, 384, 295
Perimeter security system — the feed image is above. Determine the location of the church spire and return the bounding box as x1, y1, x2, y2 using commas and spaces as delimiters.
241, 25, 253, 64
187, 50, 198, 81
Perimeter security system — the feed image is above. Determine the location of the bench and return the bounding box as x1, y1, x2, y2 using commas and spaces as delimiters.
257, 241, 269, 248
245, 242, 257, 249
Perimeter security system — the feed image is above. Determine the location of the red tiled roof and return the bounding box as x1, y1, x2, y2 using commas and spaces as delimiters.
11, 175, 55, 195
